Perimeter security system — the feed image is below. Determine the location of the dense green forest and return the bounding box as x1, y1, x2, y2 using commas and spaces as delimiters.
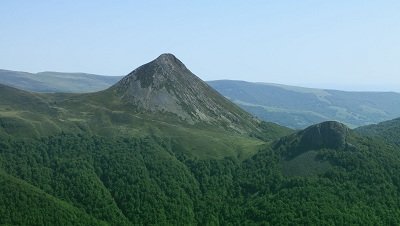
2, 121, 400, 225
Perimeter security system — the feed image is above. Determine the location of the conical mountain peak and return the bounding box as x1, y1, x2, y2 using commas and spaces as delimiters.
115, 53, 190, 90
148, 53, 188, 74
110, 54, 260, 134
157, 53, 176, 60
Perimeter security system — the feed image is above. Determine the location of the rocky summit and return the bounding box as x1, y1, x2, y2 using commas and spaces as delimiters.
298, 121, 349, 150
110, 53, 260, 133
275, 121, 351, 158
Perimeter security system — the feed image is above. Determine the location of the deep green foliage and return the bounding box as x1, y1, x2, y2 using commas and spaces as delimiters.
1, 128, 400, 225
0, 170, 106, 226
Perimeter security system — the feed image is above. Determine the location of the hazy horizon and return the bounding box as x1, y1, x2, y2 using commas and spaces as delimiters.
1, 1, 400, 92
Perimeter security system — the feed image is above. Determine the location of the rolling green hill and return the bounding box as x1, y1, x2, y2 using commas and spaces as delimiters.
0, 69, 122, 93
356, 117, 400, 147
208, 80, 400, 129
1, 54, 400, 225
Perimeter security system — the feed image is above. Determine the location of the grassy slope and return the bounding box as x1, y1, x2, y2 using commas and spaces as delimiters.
208, 80, 400, 129
0, 83, 291, 160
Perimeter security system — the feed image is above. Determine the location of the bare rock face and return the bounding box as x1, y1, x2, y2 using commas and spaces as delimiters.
110, 53, 259, 133
275, 121, 351, 158
299, 121, 349, 150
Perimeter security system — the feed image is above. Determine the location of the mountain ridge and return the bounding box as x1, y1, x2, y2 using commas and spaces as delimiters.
208, 80, 400, 128
0, 69, 123, 93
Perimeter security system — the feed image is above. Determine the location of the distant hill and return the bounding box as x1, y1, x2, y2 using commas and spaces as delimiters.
356, 117, 400, 147
0, 69, 122, 93
208, 80, 400, 128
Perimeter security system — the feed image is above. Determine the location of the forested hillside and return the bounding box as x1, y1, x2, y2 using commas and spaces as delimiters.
1, 121, 400, 225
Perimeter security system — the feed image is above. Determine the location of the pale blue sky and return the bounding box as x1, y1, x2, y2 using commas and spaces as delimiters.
1, 1, 400, 91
